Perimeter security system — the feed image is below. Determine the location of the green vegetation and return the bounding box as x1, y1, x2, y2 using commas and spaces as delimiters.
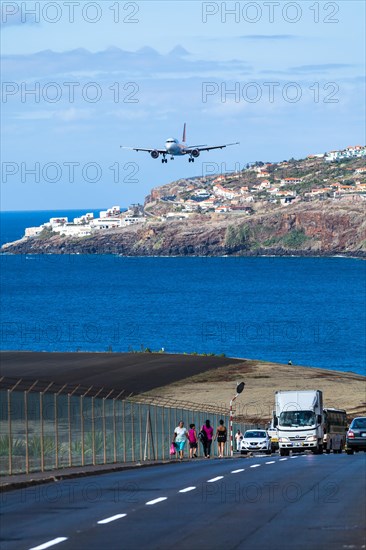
264, 229, 310, 249
38, 228, 58, 240
225, 224, 251, 250
282, 229, 311, 248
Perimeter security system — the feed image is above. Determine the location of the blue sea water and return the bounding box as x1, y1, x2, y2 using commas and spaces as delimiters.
1, 211, 365, 375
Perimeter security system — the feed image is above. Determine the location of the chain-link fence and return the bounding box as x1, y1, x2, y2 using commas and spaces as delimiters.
0, 388, 258, 475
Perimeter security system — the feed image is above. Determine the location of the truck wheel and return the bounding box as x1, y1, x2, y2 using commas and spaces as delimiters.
280, 448, 289, 457
346, 449, 354, 455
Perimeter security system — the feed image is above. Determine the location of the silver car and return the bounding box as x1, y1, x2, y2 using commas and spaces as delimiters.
240, 430, 272, 455
346, 417, 366, 454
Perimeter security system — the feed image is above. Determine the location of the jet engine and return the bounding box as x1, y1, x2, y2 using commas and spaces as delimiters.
150, 150, 159, 159
191, 149, 200, 158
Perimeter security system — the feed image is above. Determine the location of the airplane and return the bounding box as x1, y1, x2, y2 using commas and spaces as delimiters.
120, 123, 239, 163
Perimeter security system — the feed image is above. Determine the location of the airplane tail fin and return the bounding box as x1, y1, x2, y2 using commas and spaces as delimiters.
182, 123, 186, 143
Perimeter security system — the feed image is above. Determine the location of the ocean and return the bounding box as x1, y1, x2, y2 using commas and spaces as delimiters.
1, 211, 365, 375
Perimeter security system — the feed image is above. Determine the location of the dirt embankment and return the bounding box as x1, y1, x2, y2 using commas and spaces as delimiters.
138, 360, 366, 423
2, 201, 366, 257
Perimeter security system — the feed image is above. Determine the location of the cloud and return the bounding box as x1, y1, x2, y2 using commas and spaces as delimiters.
289, 63, 355, 73
14, 108, 94, 122
1, 46, 252, 81
239, 35, 299, 40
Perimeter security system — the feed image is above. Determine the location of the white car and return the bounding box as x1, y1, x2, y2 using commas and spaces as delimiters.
240, 430, 272, 455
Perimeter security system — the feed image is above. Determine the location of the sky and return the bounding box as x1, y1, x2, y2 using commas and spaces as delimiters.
1, 0, 365, 211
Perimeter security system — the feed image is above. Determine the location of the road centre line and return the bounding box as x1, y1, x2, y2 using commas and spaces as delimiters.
179, 487, 196, 493
265, 461, 276, 464
97, 514, 127, 524
250, 464, 261, 468
29, 538, 68, 550
207, 476, 224, 482
146, 497, 168, 505
279, 458, 288, 461
231, 469, 245, 473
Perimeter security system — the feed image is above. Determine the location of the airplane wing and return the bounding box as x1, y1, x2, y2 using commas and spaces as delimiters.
120, 146, 167, 153
184, 142, 240, 152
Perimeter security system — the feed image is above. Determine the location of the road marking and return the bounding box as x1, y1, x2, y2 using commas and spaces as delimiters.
29, 538, 68, 550
250, 464, 260, 468
290, 456, 298, 459
146, 497, 168, 505
279, 458, 288, 461
179, 487, 196, 493
265, 461, 275, 464
207, 476, 224, 482
231, 469, 245, 473
97, 514, 127, 524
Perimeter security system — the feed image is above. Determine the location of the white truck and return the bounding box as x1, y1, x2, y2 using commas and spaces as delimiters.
274, 390, 324, 456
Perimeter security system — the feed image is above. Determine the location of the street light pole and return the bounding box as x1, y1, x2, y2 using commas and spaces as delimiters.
230, 382, 245, 457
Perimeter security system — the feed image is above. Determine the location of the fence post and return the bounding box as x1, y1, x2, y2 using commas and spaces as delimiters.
68, 394, 72, 467
24, 391, 29, 474
161, 407, 165, 461
40, 392, 45, 472
131, 401, 135, 462
122, 400, 126, 463
81, 395, 85, 467
113, 399, 117, 463
139, 403, 143, 462
54, 394, 59, 469
7, 390, 12, 476
91, 397, 96, 466
102, 398, 107, 465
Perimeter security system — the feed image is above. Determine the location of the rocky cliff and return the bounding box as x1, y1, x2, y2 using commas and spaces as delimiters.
2, 200, 365, 257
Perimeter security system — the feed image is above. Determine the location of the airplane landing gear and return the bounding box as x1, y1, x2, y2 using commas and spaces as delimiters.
188, 157, 195, 163
161, 158, 168, 163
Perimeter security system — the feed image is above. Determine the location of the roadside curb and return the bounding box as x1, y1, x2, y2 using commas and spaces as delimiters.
0, 460, 176, 492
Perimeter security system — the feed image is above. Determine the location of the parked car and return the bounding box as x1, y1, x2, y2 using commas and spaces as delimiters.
346, 417, 366, 454
240, 430, 272, 455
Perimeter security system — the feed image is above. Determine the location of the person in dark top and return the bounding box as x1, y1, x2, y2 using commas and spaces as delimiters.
216, 419, 227, 457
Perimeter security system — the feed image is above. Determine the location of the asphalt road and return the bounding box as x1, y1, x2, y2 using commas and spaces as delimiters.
1, 452, 365, 550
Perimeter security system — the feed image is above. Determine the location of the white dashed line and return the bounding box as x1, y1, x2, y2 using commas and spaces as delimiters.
265, 461, 275, 464
250, 464, 261, 468
279, 458, 288, 461
29, 538, 68, 550
290, 456, 298, 459
179, 487, 196, 493
231, 469, 245, 473
97, 514, 127, 524
207, 476, 224, 483
146, 497, 168, 505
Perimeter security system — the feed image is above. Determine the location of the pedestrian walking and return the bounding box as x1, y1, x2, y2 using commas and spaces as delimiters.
188, 423, 198, 458
235, 429, 243, 452
216, 419, 227, 457
199, 419, 214, 458
173, 420, 188, 460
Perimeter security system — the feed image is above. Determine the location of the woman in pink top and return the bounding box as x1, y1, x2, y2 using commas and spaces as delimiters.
188, 423, 198, 458
201, 419, 214, 458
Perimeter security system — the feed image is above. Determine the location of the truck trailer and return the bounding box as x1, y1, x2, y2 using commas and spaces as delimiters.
274, 390, 324, 456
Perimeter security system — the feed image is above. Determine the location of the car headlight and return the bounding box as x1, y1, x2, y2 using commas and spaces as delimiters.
279, 437, 290, 443
305, 435, 317, 442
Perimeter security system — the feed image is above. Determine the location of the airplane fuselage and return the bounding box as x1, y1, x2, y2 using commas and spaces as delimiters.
165, 138, 186, 156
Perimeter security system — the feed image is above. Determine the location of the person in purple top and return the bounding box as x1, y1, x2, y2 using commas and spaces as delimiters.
188, 423, 198, 458
201, 419, 214, 458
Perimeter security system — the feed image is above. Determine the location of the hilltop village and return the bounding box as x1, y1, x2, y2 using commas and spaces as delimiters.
2, 145, 366, 257
145, 145, 366, 219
